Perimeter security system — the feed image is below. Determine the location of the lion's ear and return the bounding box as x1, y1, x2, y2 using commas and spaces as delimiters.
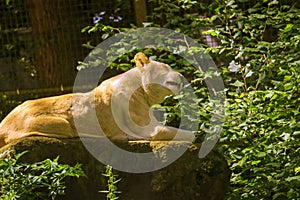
134, 52, 150, 68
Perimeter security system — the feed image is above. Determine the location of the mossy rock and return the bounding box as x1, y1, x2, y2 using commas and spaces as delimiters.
0, 137, 230, 200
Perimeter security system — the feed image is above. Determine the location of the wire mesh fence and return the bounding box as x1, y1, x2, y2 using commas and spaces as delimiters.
0, 0, 136, 92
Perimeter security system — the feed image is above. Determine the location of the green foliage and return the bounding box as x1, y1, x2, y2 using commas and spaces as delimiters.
0, 150, 85, 200
203, 0, 300, 93
100, 165, 121, 200
80, 0, 299, 199
203, 1, 300, 199
224, 90, 299, 199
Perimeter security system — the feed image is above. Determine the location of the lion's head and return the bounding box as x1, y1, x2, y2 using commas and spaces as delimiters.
134, 53, 183, 104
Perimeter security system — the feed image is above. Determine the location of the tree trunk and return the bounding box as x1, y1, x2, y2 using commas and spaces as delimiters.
26, 0, 76, 88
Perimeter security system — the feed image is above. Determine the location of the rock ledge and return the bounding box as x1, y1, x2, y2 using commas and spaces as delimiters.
0, 137, 230, 200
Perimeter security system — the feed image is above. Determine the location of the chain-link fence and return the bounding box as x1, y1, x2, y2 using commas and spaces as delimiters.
0, 0, 137, 93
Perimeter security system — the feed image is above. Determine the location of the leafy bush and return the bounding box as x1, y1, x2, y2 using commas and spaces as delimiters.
0, 151, 85, 200
203, 1, 300, 199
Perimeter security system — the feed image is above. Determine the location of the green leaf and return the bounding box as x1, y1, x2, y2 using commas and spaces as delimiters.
202, 29, 219, 37
284, 82, 293, 91
257, 152, 266, 158
283, 75, 292, 81
282, 24, 294, 33
81, 26, 91, 33
253, 14, 267, 19
102, 33, 110, 40
88, 26, 97, 34
251, 160, 261, 165
232, 80, 244, 87
270, 93, 278, 101
285, 176, 300, 182
295, 167, 300, 174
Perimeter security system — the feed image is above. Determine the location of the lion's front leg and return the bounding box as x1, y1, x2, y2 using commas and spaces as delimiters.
150, 126, 195, 141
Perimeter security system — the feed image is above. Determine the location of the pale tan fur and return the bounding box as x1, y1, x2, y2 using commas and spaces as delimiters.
0, 53, 194, 148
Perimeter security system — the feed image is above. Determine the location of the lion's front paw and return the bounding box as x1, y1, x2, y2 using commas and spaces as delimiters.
149, 133, 168, 141
150, 126, 195, 141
